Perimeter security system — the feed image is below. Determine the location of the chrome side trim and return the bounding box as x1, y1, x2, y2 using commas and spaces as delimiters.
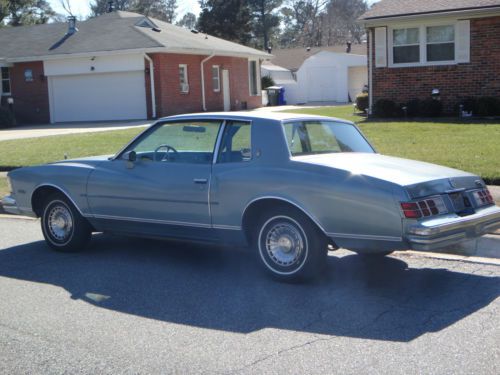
86, 213, 212, 228
242, 196, 328, 235
212, 224, 241, 231
31, 183, 86, 217
327, 232, 403, 242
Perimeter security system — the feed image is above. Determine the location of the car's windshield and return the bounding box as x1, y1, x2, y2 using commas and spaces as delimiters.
283, 121, 374, 156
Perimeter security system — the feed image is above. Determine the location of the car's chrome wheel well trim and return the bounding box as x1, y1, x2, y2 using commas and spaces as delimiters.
31, 183, 85, 217
241, 196, 328, 235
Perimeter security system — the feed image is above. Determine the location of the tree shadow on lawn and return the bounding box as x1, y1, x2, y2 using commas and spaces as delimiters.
0, 234, 498, 342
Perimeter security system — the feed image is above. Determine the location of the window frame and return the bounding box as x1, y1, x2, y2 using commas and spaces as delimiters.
216, 120, 252, 164
212, 65, 220, 92
178, 64, 189, 93
248, 59, 261, 96
1, 67, 11, 96
388, 21, 458, 67
118, 119, 223, 164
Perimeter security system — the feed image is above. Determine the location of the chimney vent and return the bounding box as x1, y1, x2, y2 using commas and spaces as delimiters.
67, 16, 77, 35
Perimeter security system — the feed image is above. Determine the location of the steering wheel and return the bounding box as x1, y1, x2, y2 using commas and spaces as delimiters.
154, 144, 178, 161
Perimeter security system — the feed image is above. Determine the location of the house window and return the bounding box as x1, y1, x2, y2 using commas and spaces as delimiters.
392, 28, 420, 64
389, 23, 459, 66
426, 25, 455, 62
248, 60, 259, 96
1, 67, 11, 95
212, 65, 220, 92
179, 64, 189, 93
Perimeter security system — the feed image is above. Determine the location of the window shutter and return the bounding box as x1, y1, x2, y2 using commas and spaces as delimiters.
456, 20, 470, 63
374, 27, 387, 67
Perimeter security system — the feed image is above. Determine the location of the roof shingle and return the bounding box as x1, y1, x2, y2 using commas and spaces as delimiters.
0, 11, 269, 61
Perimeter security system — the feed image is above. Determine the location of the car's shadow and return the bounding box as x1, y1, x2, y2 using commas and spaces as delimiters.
0, 234, 498, 342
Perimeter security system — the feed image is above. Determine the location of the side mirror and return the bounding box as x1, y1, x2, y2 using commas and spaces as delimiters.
123, 150, 137, 162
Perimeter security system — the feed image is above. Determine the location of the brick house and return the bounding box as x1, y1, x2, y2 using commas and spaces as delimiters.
359, 0, 500, 114
0, 11, 269, 124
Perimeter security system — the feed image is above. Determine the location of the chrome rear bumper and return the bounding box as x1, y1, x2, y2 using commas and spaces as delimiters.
406, 205, 500, 251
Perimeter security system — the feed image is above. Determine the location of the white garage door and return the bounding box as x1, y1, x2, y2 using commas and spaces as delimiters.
50, 71, 147, 123
306, 67, 341, 103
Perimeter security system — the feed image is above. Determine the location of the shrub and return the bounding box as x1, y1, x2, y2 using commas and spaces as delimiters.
475, 97, 500, 116
0, 107, 15, 129
261, 75, 275, 90
405, 99, 421, 117
419, 99, 443, 117
355, 93, 369, 112
374, 99, 397, 117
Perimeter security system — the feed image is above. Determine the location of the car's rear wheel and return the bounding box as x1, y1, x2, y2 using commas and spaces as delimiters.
41, 193, 91, 252
254, 207, 327, 282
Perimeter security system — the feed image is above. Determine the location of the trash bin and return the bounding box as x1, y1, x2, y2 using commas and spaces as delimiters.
266, 86, 281, 106
277, 87, 286, 106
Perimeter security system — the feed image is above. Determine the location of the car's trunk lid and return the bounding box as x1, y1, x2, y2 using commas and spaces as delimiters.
294, 153, 482, 199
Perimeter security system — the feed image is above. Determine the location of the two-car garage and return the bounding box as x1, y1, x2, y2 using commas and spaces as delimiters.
45, 53, 148, 123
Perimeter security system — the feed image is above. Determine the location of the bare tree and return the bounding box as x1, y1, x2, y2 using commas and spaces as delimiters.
59, 0, 73, 16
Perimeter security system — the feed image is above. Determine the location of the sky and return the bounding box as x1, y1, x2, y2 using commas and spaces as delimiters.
49, 0, 202, 20
49, 0, 378, 21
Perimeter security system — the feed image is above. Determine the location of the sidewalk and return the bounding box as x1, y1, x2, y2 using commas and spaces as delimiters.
0, 120, 151, 142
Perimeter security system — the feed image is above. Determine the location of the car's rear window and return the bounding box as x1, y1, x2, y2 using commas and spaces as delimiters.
283, 121, 374, 156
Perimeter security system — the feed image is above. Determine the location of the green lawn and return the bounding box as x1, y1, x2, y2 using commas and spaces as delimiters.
0, 128, 143, 168
0, 106, 499, 184
282, 106, 500, 184
0, 177, 8, 200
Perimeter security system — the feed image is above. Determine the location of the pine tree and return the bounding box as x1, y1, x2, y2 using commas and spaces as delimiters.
1, 0, 54, 26
197, 0, 253, 44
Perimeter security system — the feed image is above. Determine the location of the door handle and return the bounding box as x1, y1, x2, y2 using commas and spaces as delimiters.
193, 178, 208, 184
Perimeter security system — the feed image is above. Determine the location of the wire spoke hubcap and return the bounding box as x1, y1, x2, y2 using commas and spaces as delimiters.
266, 222, 304, 267
48, 205, 73, 242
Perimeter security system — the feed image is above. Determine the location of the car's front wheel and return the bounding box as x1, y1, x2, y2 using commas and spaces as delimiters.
255, 208, 327, 282
41, 193, 91, 252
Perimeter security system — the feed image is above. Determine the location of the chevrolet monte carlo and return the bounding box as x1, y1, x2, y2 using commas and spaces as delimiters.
3, 112, 500, 281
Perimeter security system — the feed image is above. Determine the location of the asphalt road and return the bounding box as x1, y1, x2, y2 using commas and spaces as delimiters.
0, 217, 499, 374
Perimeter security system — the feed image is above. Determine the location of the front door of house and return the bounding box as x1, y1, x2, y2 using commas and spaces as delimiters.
222, 69, 231, 111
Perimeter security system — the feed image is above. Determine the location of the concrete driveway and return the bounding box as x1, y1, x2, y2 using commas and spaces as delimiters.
0, 217, 499, 374
0, 120, 151, 142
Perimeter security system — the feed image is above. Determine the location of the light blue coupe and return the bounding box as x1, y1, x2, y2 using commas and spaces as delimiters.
3, 112, 500, 281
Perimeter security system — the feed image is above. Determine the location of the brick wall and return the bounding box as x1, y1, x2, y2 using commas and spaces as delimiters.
8, 61, 50, 123
370, 16, 500, 114
147, 53, 261, 118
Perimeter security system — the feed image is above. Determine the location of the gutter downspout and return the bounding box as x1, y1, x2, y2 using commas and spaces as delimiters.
368, 28, 373, 116
201, 52, 216, 111
144, 54, 156, 119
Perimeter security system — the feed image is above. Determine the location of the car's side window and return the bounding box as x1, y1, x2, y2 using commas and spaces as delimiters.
217, 121, 252, 163
126, 120, 222, 164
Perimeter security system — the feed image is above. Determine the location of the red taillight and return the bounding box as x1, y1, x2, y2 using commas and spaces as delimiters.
401, 196, 448, 219
401, 202, 422, 218
473, 188, 494, 206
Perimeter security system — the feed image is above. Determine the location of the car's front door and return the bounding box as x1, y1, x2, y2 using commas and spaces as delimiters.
86, 120, 222, 237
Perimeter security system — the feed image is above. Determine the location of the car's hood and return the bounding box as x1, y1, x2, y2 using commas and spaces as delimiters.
294, 153, 481, 197
49, 155, 113, 168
